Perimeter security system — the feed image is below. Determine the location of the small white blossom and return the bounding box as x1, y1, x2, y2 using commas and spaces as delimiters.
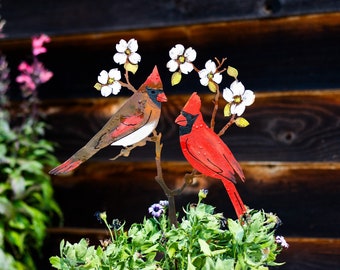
222, 80, 255, 116
97, 68, 122, 97
276, 235, 289, 248
198, 60, 222, 86
166, 44, 196, 74
113, 38, 141, 65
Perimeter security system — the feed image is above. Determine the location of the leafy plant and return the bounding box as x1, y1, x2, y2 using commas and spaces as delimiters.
50, 192, 284, 270
0, 32, 62, 269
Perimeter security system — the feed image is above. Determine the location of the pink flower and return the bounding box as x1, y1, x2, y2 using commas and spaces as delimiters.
32, 34, 51, 56
16, 74, 36, 91
39, 70, 53, 83
33, 47, 47, 56
18, 61, 33, 73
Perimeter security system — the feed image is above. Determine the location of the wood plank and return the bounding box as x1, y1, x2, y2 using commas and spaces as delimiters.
278, 238, 340, 269
2, 0, 340, 39
41, 91, 340, 162
1, 13, 340, 97
50, 161, 340, 238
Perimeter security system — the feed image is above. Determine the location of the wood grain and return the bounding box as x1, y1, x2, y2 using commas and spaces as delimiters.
49, 161, 340, 238
41, 91, 340, 162
1, 13, 340, 98
2, 0, 340, 39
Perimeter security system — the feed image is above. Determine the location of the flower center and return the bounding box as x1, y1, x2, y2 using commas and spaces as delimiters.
208, 73, 214, 80
108, 77, 115, 84
178, 55, 186, 64
234, 95, 242, 104
125, 48, 131, 55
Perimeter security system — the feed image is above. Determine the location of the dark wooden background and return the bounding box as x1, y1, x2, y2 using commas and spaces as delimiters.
1, 0, 340, 269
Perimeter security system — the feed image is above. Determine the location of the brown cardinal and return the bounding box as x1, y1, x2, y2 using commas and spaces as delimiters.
175, 92, 246, 218
49, 66, 167, 175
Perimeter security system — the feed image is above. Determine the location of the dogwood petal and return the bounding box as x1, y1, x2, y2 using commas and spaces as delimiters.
231, 81, 245, 96
101, 85, 112, 97
111, 82, 121, 95
232, 103, 246, 116
98, 70, 109, 84
113, 53, 127, 65
180, 62, 193, 74
166, 59, 179, 72
128, 52, 141, 64
169, 44, 184, 59
184, 47, 197, 62
108, 68, 121, 80
222, 88, 234, 103
198, 68, 209, 79
127, 38, 138, 52
213, 73, 222, 84
116, 39, 128, 53
200, 77, 209, 86
242, 90, 255, 106
205, 60, 217, 72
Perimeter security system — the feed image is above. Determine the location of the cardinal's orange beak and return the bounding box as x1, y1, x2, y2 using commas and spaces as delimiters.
157, 92, 167, 102
175, 113, 187, 126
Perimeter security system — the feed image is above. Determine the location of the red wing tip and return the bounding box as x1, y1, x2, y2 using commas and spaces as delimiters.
49, 159, 82, 175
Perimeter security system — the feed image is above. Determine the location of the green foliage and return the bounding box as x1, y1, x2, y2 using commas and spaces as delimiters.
51, 198, 283, 270
0, 115, 62, 270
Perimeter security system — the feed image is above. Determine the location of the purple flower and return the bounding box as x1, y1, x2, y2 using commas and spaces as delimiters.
148, 203, 164, 218
276, 235, 289, 248
159, 200, 169, 207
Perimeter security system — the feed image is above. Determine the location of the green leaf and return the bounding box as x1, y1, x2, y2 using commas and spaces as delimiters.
235, 117, 250, 128
124, 62, 138, 74
171, 71, 182, 86
207, 81, 217, 93
49, 256, 61, 269
9, 215, 29, 230
187, 254, 196, 270
93, 82, 102, 91
223, 103, 231, 117
10, 176, 26, 198
0, 197, 14, 217
227, 66, 238, 79
198, 239, 211, 256
228, 219, 244, 244
215, 258, 235, 270
0, 144, 6, 156
167, 244, 177, 259
6, 230, 26, 254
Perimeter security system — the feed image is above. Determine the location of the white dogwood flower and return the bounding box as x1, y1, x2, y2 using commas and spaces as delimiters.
97, 68, 122, 97
113, 38, 141, 65
222, 80, 255, 116
166, 44, 196, 74
198, 60, 223, 86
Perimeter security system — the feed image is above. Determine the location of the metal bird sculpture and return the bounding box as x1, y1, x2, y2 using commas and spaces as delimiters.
175, 92, 246, 218
49, 66, 167, 175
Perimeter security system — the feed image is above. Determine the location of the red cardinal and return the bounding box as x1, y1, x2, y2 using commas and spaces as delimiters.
175, 92, 246, 218
49, 66, 167, 175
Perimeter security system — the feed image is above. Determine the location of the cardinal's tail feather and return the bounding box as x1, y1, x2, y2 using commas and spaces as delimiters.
49, 158, 83, 175
223, 152, 245, 182
221, 179, 247, 219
